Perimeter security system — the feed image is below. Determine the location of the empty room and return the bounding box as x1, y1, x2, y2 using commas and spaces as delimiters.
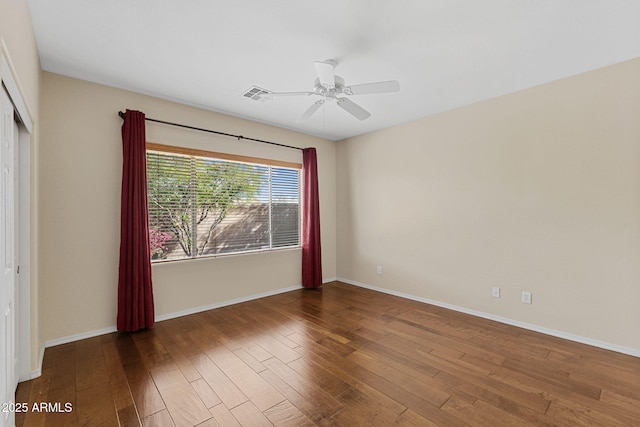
1, 1, 639, 426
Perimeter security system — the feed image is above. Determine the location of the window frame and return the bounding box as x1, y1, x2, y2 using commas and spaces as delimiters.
146, 143, 302, 263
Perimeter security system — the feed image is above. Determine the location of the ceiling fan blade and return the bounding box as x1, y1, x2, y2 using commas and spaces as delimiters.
345, 80, 400, 95
262, 91, 316, 100
314, 60, 336, 88
336, 97, 371, 121
296, 100, 324, 122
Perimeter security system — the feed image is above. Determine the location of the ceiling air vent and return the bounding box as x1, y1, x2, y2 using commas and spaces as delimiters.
242, 86, 271, 102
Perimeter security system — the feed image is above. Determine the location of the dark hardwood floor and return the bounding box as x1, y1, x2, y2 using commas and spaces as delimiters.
15, 281, 640, 426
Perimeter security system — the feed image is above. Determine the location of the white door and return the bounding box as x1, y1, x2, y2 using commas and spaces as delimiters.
1, 86, 16, 427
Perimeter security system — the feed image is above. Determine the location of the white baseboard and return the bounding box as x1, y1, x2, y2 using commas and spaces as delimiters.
155, 279, 337, 323
37, 280, 346, 376
337, 277, 640, 358
21, 343, 45, 381
41, 276, 629, 380
44, 325, 118, 349
29, 344, 45, 379
154, 284, 302, 322
43, 284, 305, 350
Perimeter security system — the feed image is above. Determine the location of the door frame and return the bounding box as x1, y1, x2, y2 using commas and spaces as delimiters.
1, 39, 34, 382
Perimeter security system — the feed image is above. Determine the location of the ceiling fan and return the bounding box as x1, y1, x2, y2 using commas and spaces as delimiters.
262, 60, 400, 122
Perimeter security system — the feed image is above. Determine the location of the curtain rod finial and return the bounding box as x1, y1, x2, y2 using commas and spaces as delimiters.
118, 111, 126, 119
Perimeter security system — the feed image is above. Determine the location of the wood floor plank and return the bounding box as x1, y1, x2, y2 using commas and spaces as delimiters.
116, 405, 144, 427
547, 348, 638, 384
281, 328, 410, 416
330, 385, 404, 426
75, 336, 110, 392
297, 313, 478, 411
235, 301, 298, 338
501, 356, 602, 400
287, 356, 352, 397
396, 408, 440, 427
243, 342, 273, 363
228, 401, 272, 427
114, 334, 166, 419
315, 335, 354, 357
190, 354, 248, 410
14, 380, 32, 427
288, 342, 454, 425
442, 394, 543, 427
262, 357, 344, 418
263, 400, 316, 427
259, 366, 340, 424
149, 365, 211, 427
347, 350, 450, 407
363, 329, 552, 416
36, 385, 75, 427
19, 374, 49, 426
15, 282, 640, 427
209, 403, 241, 427
204, 345, 285, 411
188, 314, 232, 351
232, 348, 267, 373
101, 336, 143, 426
486, 362, 640, 424
132, 329, 175, 372
469, 333, 552, 359
48, 343, 76, 391
435, 370, 551, 416
193, 419, 220, 427
190, 378, 222, 408
153, 321, 203, 382
251, 334, 302, 364
345, 330, 442, 378
273, 331, 301, 349
142, 409, 175, 427
598, 388, 640, 418
386, 320, 507, 366
76, 383, 120, 426
546, 397, 640, 427
570, 369, 640, 401
198, 309, 252, 343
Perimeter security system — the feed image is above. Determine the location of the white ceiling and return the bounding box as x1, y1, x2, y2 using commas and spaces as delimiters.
27, 0, 640, 141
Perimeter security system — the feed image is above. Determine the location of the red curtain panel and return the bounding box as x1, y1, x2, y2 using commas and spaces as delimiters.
117, 109, 155, 331
302, 148, 323, 288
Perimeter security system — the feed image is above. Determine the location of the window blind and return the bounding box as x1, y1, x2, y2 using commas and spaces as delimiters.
146, 148, 300, 261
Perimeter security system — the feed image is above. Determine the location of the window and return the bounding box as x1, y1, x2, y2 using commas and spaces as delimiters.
146, 143, 301, 261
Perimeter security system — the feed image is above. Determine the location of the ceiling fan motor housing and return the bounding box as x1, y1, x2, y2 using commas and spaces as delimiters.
314, 76, 346, 99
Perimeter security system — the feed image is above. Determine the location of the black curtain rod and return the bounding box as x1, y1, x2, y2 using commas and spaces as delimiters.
118, 111, 302, 151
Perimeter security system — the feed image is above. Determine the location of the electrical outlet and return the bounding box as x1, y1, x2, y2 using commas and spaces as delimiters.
377, 266, 383, 275
521, 291, 532, 304
492, 287, 500, 298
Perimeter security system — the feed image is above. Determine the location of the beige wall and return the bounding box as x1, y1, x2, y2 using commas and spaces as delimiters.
0, 0, 42, 371
337, 58, 640, 353
40, 72, 336, 342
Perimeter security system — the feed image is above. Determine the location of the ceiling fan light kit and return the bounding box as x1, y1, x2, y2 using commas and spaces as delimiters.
261, 59, 400, 122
